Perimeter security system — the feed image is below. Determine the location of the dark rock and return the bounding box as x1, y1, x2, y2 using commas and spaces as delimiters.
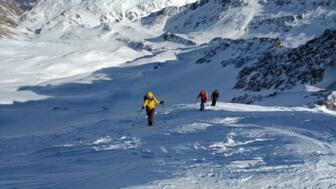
161, 32, 196, 46
235, 29, 336, 92
231, 94, 263, 104
324, 91, 336, 111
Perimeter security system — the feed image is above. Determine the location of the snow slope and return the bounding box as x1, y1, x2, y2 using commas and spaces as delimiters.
1, 47, 336, 188
1, 33, 336, 188
165, 0, 262, 42
1, 0, 336, 188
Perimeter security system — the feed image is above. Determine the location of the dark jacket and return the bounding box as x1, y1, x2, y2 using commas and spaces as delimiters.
211, 90, 220, 100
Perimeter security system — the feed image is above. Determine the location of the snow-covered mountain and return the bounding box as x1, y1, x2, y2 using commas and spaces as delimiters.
5, 0, 336, 107
18, 0, 336, 46
19, 0, 197, 37
164, 0, 259, 42
163, 0, 336, 45
1, 1, 336, 188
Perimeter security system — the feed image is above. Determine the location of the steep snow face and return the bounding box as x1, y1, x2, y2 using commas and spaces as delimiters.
163, 0, 336, 45
19, 0, 197, 37
141, 6, 181, 30
249, 0, 336, 46
165, 0, 261, 42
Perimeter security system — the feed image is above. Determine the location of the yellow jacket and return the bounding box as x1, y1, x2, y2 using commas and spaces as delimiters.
143, 91, 160, 110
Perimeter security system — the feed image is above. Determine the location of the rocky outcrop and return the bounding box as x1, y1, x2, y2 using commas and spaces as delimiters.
235, 29, 336, 92
117, 38, 153, 52
141, 6, 181, 26
324, 91, 336, 111
231, 94, 263, 104
160, 32, 196, 46
194, 37, 277, 66
14, 0, 37, 11
0, 0, 22, 37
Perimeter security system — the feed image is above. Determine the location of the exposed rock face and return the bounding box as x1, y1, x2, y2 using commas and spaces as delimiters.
141, 6, 181, 27
161, 32, 196, 46
235, 29, 336, 92
14, 0, 37, 10
194, 37, 277, 66
117, 38, 153, 52
324, 91, 336, 111
0, 0, 37, 37
231, 94, 263, 104
0, 0, 22, 37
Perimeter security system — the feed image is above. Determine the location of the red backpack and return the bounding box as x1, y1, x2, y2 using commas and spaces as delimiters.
199, 90, 208, 101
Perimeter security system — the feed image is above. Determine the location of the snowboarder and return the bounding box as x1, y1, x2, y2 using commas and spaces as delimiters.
142, 91, 164, 126
197, 89, 208, 111
211, 89, 220, 106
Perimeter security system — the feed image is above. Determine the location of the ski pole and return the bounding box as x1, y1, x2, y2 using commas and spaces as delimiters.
161, 103, 166, 124
132, 109, 143, 126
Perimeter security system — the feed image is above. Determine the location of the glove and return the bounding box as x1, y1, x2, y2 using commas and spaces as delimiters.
142, 106, 145, 109
160, 101, 165, 104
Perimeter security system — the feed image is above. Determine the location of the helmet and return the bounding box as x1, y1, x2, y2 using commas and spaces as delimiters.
146, 91, 154, 98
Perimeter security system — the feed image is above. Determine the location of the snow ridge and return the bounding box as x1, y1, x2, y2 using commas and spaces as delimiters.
19, 0, 198, 35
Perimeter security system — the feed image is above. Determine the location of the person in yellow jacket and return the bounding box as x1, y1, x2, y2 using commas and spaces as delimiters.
142, 91, 164, 126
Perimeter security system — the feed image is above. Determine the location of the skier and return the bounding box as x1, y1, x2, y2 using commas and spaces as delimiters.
211, 89, 220, 106
142, 91, 164, 126
197, 89, 208, 111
